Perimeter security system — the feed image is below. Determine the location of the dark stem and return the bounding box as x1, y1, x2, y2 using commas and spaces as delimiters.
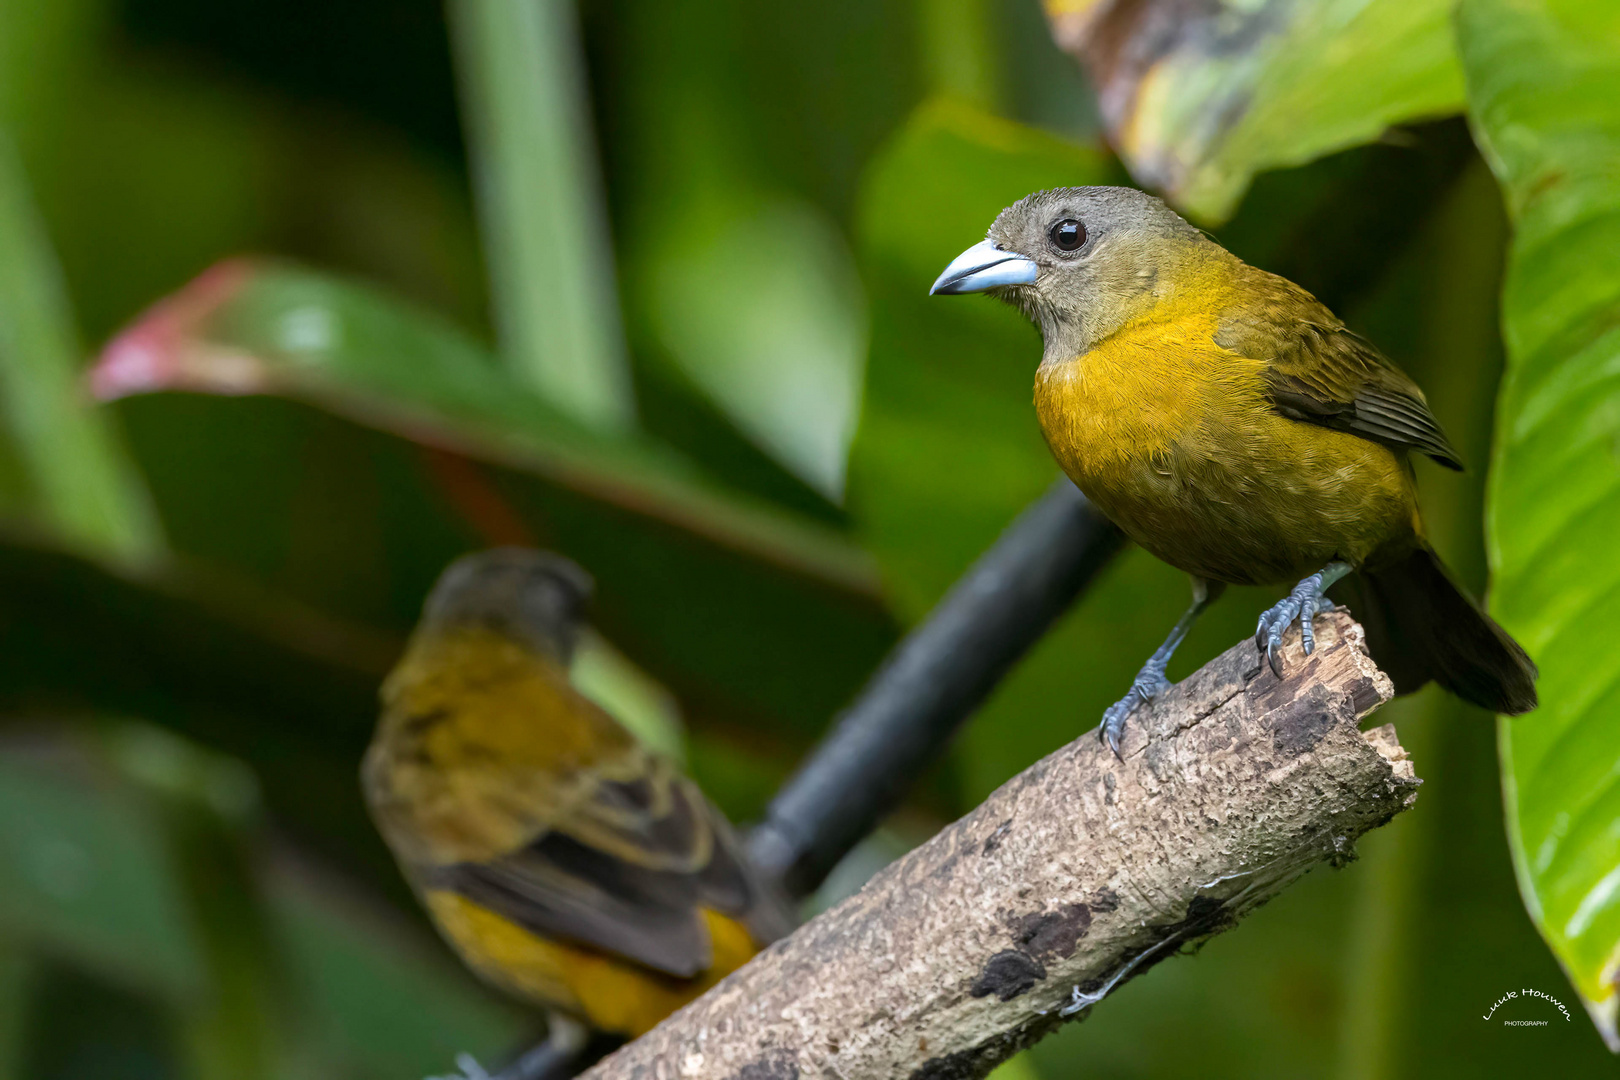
746, 478, 1125, 898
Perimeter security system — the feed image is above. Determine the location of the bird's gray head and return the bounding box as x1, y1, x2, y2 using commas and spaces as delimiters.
420, 547, 593, 664
931, 186, 1212, 355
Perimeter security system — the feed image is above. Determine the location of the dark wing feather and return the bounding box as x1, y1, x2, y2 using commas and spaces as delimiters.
429, 763, 773, 979
433, 836, 712, 978
1218, 279, 1464, 470
1266, 366, 1464, 470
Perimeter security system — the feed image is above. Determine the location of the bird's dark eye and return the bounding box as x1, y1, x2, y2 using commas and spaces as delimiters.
1049, 218, 1086, 252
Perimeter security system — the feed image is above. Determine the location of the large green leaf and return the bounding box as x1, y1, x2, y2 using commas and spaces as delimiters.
91, 260, 869, 593
641, 193, 868, 500
601, 0, 925, 499
0, 2, 166, 564
1309, 161, 1613, 1074
89, 262, 895, 749
447, 0, 634, 430
1460, 0, 1620, 1049
0, 135, 160, 561
1044, 0, 1466, 222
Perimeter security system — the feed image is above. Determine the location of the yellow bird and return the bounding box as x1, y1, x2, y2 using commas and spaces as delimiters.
362, 549, 792, 1042
933, 186, 1536, 753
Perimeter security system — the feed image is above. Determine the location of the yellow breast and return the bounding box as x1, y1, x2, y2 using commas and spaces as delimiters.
1035, 310, 1263, 472
1033, 314, 1419, 585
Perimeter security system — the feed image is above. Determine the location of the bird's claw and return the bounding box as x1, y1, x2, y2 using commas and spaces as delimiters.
1099, 670, 1172, 757
1254, 578, 1338, 678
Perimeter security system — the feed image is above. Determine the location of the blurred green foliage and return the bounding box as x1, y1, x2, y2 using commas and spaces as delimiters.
449, 0, 634, 430
0, 0, 1614, 1077
0, 136, 159, 561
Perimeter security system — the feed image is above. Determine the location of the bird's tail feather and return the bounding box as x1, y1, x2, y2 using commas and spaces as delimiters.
1330, 545, 1537, 715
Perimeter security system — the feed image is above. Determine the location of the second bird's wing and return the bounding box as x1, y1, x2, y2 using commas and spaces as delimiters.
428, 748, 771, 979
1216, 276, 1464, 470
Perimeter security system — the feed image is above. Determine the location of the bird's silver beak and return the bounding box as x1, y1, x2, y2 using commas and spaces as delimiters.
929, 240, 1038, 295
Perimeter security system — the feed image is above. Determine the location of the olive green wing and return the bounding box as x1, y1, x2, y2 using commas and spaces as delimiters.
1265, 326, 1463, 470
426, 747, 792, 978
427, 758, 758, 978
1216, 280, 1463, 471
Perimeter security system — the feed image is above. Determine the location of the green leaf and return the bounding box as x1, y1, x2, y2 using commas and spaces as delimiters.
92, 260, 868, 594
918, 0, 1004, 109
0, 9, 167, 551
642, 195, 868, 500
89, 262, 896, 748
603, 0, 925, 497
0, 748, 203, 1000
571, 629, 687, 765
1044, 0, 1466, 222
447, 0, 635, 430
105, 725, 286, 1080
1460, 0, 1620, 1049
0, 136, 161, 561
0, 0, 101, 155
1311, 161, 1615, 1075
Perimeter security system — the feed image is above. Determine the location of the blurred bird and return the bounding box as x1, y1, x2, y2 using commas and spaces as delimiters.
932, 186, 1537, 753
363, 549, 793, 1063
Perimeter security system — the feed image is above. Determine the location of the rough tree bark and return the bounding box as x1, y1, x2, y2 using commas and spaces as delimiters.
584, 613, 1419, 1080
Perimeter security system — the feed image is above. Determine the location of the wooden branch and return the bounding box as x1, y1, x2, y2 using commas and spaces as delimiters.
583, 613, 1418, 1080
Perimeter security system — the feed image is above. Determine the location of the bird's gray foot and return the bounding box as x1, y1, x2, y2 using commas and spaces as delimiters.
490, 1014, 590, 1080
1100, 664, 1173, 757
428, 1054, 492, 1080
1254, 563, 1350, 678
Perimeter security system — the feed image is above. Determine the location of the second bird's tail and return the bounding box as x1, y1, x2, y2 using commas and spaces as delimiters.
1331, 545, 1538, 715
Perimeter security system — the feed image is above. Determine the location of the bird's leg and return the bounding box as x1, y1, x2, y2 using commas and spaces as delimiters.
429, 1053, 491, 1080
1100, 578, 1225, 756
434, 1014, 589, 1080
1254, 561, 1352, 678
492, 1015, 590, 1080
